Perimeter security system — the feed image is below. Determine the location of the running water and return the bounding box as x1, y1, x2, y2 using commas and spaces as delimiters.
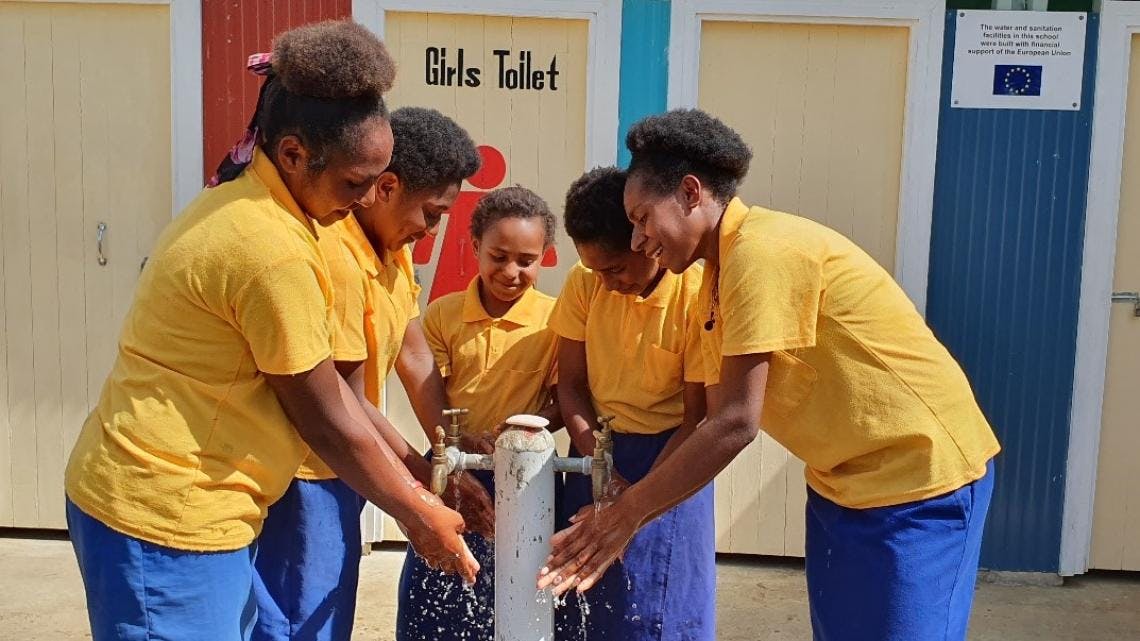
452, 469, 466, 513
576, 591, 591, 641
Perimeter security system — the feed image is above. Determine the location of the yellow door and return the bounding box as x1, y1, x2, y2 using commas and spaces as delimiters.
371, 11, 591, 541
0, 2, 172, 528
697, 21, 909, 556
1090, 34, 1140, 572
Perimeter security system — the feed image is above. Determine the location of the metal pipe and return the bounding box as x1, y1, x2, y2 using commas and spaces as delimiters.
553, 455, 592, 475
447, 448, 493, 472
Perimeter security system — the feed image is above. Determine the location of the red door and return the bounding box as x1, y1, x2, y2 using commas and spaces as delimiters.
201, 0, 351, 180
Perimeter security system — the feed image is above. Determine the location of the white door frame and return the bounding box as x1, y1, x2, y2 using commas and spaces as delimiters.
168, 0, 203, 214
667, 0, 945, 313
1063, 0, 1140, 577
352, 0, 622, 170
4, 0, 203, 214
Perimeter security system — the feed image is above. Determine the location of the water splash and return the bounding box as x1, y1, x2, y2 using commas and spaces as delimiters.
576, 591, 591, 641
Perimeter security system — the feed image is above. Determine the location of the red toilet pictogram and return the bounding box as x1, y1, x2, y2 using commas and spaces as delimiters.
413, 145, 558, 302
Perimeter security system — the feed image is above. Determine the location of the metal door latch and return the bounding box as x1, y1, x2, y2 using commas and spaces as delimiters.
96, 222, 108, 266
1112, 291, 1140, 317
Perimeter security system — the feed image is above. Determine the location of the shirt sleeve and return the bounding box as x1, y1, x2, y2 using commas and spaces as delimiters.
399, 246, 423, 320
547, 264, 594, 342
720, 234, 822, 357
233, 257, 334, 376
542, 329, 560, 388
422, 300, 452, 378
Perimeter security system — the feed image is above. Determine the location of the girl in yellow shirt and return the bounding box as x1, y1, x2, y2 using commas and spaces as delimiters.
253, 107, 486, 641
548, 167, 712, 641
543, 109, 999, 641
397, 186, 561, 641
64, 22, 475, 641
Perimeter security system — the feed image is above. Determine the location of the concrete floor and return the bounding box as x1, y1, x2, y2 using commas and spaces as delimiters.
2, 533, 1138, 640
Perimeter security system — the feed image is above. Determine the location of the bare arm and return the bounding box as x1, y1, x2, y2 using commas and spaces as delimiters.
537, 386, 564, 432
345, 366, 432, 483
540, 352, 770, 594
650, 381, 709, 471
555, 338, 600, 456
264, 359, 478, 582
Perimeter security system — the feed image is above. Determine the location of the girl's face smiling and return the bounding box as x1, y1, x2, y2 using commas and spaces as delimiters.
356, 177, 460, 253
473, 216, 548, 310
623, 172, 705, 274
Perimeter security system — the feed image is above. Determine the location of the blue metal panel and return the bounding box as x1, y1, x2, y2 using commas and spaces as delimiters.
617, 0, 671, 167
926, 12, 1098, 572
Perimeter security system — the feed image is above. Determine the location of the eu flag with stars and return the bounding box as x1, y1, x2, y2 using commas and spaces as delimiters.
993, 65, 1043, 96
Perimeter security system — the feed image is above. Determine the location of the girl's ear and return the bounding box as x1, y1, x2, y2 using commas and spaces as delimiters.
471, 238, 482, 255
679, 174, 703, 213
274, 135, 310, 178
375, 172, 400, 202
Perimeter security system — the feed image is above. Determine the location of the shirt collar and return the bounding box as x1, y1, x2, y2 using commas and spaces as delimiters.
338, 214, 382, 277
721, 197, 750, 241
249, 147, 315, 233
390, 245, 417, 284
604, 266, 676, 309
461, 276, 546, 326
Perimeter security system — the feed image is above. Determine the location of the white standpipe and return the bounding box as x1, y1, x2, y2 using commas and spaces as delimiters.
495, 417, 557, 641
431, 413, 614, 641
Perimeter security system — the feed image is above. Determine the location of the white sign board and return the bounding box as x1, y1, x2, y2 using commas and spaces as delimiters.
952, 10, 1087, 111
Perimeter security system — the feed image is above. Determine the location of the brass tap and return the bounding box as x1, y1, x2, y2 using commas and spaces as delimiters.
442, 408, 468, 448
592, 415, 615, 501
430, 425, 450, 495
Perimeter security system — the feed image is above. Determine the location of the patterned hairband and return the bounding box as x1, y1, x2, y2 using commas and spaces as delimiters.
206, 52, 274, 187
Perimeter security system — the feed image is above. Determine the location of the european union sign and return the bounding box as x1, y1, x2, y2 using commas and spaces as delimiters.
993, 65, 1043, 97
951, 11, 1086, 111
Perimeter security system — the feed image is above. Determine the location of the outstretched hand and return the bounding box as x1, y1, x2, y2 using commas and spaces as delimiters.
403, 487, 481, 585
536, 499, 640, 596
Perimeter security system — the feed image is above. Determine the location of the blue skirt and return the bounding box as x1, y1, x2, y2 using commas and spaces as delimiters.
395, 467, 497, 641
66, 498, 258, 641
559, 429, 717, 641
805, 460, 995, 641
252, 477, 365, 641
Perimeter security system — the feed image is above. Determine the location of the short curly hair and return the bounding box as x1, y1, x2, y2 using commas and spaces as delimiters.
626, 109, 752, 202
386, 108, 481, 193
470, 186, 556, 246
259, 20, 397, 171
563, 167, 631, 254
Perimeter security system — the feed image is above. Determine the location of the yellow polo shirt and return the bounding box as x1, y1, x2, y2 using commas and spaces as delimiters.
423, 278, 557, 435
64, 148, 335, 552
297, 214, 422, 480
548, 262, 705, 435
699, 198, 1001, 509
